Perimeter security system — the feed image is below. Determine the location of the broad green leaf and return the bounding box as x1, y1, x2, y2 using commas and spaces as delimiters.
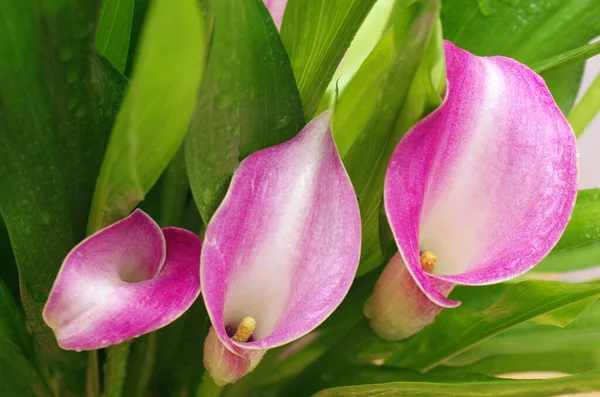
441, 0, 600, 113
272, 280, 599, 393
185, 0, 304, 224
0, 0, 125, 392
334, 0, 444, 275
451, 347, 600, 376
536, 189, 600, 272
96, 0, 135, 72
317, 0, 398, 112
280, 0, 377, 118
383, 280, 600, 371
313, 370, 600, 397
446, 299, 600, 367
569, 72, 600, 137
88, 0, 206, 232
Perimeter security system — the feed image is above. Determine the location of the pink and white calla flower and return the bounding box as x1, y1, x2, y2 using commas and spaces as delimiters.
43, 209, 202, 350
364, 41, 578, 340
263, 0, 287, 30
201, 110, 361, 385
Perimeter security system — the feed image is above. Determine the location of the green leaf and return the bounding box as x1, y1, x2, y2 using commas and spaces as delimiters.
0, 341, 52, 397
441, 0, 600, 113
0, 279, 32, 359
122, 333, 156, 397
124, 0, 150, 77
540, 64, 585, 114
569, 72, 600, 137
0, 279, 51, 397
185, 0, 304, 224
88, 0, 206, 232
159, 146, 190, 227
0, 0, 125, 392
0, 216, 19, 301
531, 40, 600, 74
280, 0, 377, 118
333, 0, 444, 275
196, 372, 224, 397
313, 370, 600, 397
446, 298, 600, 367
536, 189, 600, 272
450, 347, 600, 376
150, 301, 209, 397
96, 0, 135, 73
383, 280, 600, 371
317, 0, 399, 112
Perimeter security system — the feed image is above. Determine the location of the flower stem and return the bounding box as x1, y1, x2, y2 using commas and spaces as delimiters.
86, 350, 100, 397
196, 372, 224, 397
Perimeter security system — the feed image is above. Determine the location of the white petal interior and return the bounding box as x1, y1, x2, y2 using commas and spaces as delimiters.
223, 125, 328, 340
419, 60, 504, 276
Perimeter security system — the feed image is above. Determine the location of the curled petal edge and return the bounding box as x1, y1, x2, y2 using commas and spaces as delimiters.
43, 210, 202, 350
383, 41, 578, 309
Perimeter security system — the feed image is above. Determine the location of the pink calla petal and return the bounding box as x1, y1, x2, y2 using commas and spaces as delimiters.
263, 0, 287, 30
43, 210, 202, 350
202, 110, 360, 382
384, 41, 578, 308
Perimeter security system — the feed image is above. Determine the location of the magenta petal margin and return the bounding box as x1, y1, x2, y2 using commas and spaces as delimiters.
262, 0, 287, 30
383, 41, 578, 308
201, 110, 361, 384
43, 210, 202, 350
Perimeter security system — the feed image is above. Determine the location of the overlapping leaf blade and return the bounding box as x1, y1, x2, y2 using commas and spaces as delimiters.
450, 347, 600, 376
280, 0, 376, 118
446, 300, 600, 367
313, 370, 600, 397
96, 0, 135, 73
0, 0, 125, 392
185, 0, 304, 224
441, 0, 600, 113
334, 0, 445, 275
536, 189, 600, 272
381, 281, 600, 371
0, 276, 51, 397
88, 0, 206, 232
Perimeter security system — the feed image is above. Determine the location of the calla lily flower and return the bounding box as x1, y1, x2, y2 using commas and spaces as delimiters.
364, 41, 578, 340
263, 0, 287, 30
43, 210, 202, 350
201, 110, 361, 385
